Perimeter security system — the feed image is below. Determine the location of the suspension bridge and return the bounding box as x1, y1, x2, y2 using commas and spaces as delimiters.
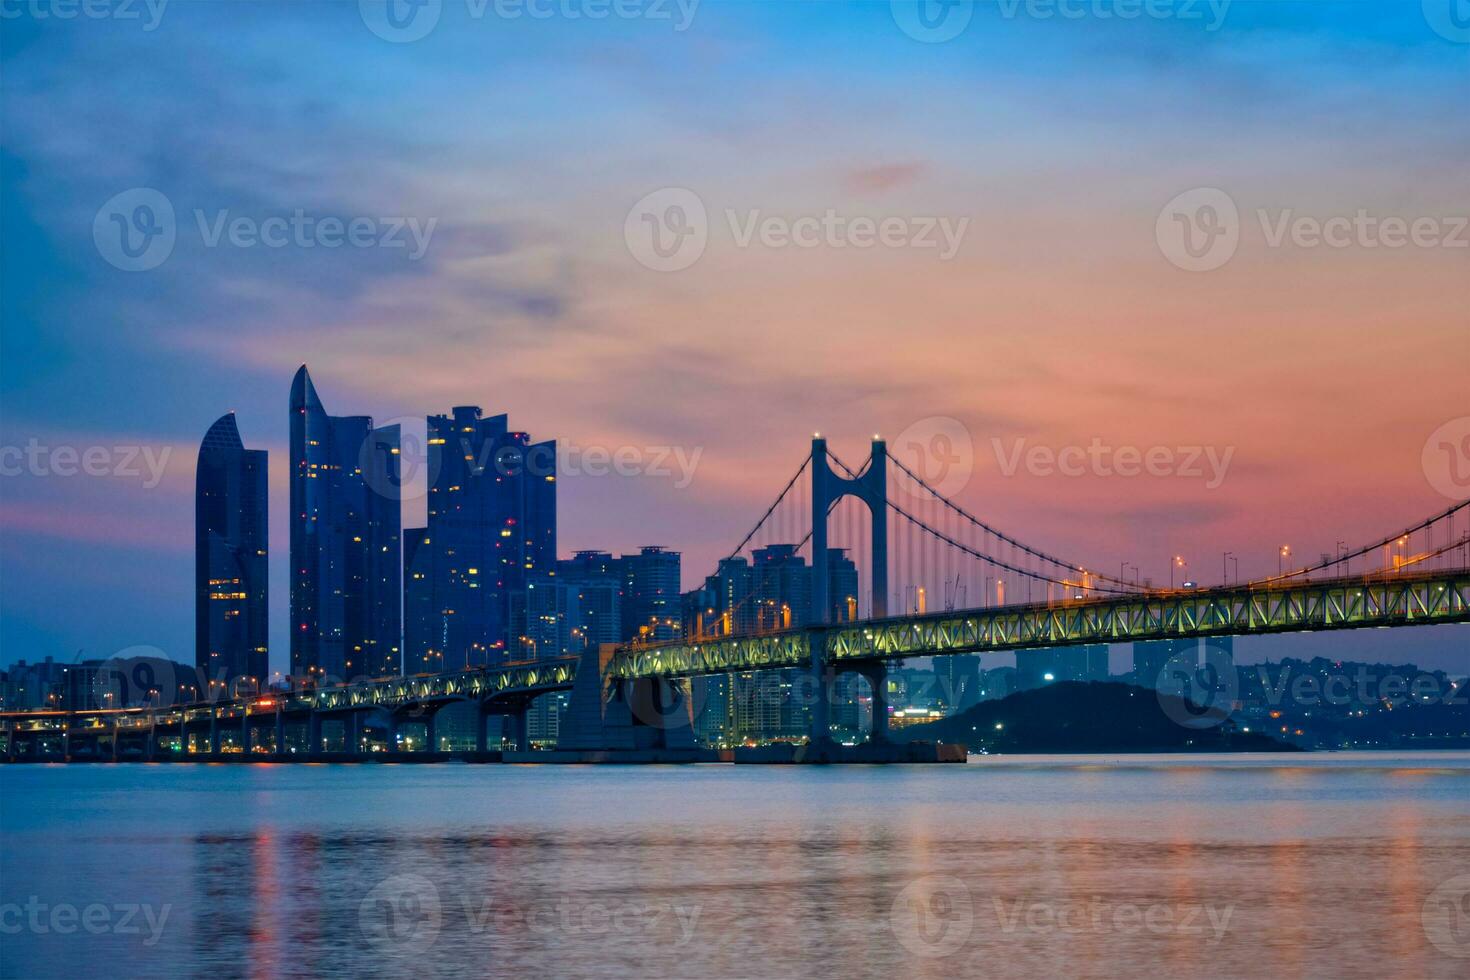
4, 437, 1468, 762
606, 436, 1470, 751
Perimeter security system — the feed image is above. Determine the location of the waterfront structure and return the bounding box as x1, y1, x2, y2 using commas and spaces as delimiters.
402, 406, 556, 671
8, 432, 1468, 764
289, 366, 402, 681
195, 412, 269, 690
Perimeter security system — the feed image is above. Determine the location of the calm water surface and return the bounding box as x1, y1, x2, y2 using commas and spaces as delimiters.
3, 753, 1469, 978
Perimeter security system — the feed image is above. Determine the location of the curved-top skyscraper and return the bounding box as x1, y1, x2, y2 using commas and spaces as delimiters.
195, 412, 268, 693
290, 366, 402, 682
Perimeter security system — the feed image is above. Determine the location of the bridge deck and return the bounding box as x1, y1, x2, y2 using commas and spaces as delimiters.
609, 569, 1470, 680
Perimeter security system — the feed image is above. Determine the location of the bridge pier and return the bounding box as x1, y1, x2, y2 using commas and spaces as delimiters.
809, 633, 832, 749
345, 712, 360, 755
504, 707, 530, 753
859, 662, 889, 743
474, 708, 489, 753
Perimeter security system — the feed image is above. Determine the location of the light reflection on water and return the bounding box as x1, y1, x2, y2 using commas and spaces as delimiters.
2, 753, 1469, 979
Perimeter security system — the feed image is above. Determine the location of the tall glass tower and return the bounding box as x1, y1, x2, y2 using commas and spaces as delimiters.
290, 366, 402, 682
403, 406, 556, 671
195, 412, 268, 694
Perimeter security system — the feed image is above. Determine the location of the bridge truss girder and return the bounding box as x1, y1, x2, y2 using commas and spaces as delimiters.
607, 572, 1470, 681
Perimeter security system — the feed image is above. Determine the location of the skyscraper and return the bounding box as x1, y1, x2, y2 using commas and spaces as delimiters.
290, 366, 402, 682
403, 406, 556, 670
195, 412, 268, 692
621, 546, 681, 642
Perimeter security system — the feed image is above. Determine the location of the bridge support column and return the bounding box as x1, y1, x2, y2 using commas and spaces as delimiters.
344, 712, 359, 755
111, 720, 120, 762
555, 643, 636, 752
505, 708, 530, 753
424, 712, 437, 754
209, 713, 219, 756
308, 713, 322, 755
809, 632, 831, 748
808, 435, 888, 748
274, 709, 285, 757
862, 662, 890, 744
474, 708, 489, 754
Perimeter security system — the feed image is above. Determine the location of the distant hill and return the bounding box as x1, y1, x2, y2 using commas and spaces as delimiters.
896, 681, 1298, 753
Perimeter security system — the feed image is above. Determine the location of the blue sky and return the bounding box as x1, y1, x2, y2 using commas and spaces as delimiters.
2, 1, 1467, 674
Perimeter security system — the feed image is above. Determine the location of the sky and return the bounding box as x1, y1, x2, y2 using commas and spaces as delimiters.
1, 1, 1467, 675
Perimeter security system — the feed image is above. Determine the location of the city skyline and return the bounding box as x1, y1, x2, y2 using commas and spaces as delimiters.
4, 7, 1469, 978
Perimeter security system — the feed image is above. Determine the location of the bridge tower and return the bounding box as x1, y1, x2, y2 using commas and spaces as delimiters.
810, 436, 888, 745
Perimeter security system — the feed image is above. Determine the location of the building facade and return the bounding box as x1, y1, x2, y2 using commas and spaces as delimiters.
403, 406, 556, 671
289, 366, 402, 682
195, 412, 268, 690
